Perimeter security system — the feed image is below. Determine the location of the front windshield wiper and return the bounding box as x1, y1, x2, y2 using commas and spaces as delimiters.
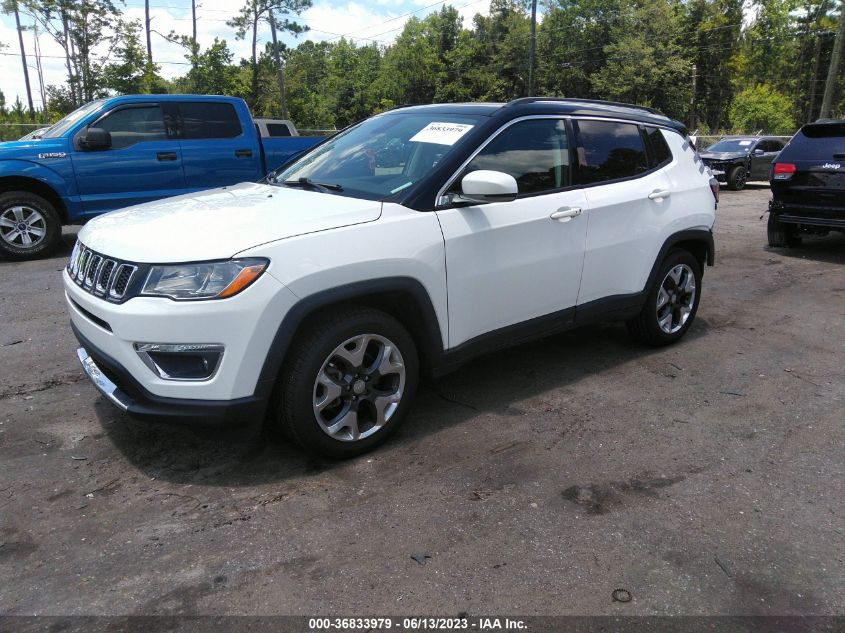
281, 177, 343, 192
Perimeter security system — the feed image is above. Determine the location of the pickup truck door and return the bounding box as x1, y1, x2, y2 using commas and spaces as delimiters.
72, 103, 187, 216
176, 101, 263, 190
435, 117, 587, 348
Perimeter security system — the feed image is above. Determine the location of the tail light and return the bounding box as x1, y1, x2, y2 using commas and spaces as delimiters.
709, 177, 719, 205
773, 163, 796, 180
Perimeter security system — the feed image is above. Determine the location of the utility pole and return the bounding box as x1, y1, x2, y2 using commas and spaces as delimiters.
191, 0, 197, 54
807, 33, 824, 121
12, 1, 35, 121
527, 0, 537, 96
33, 21, 46, 112
820, 0, 845, 119
144, 0, 153, 65
690, 64, 697, 128
268, 9, 289, 120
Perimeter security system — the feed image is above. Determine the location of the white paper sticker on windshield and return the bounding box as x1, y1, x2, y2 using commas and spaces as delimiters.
410, 122, 474, 146
739, 140, 752, 146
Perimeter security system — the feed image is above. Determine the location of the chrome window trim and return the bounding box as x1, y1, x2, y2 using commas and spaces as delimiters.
435, 114, 684, 208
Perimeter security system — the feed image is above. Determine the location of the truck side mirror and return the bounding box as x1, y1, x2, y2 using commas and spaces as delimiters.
81, 127, 112, 151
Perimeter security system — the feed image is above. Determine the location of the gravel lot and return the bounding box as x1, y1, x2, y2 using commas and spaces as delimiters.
0, 185, 843, 618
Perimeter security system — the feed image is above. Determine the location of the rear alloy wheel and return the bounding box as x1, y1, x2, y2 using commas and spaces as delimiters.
0, 191, 62, 260
627, 249, 702, 346
767, 212, 801, 248
727, 165, 747, 191
274, 307, 418, 458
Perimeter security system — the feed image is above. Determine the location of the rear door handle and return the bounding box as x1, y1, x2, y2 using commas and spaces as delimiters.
549, 207, 582, 222
648, 189, 671, 200
156, 151, 177, 161
235, 149, 253, 158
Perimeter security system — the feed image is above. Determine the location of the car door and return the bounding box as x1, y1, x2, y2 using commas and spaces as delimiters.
574, 119, 674, 306
176, 101, 263, 191
434, 117, 588, 348
72, 103, 186, 216
752, 139, 782, 180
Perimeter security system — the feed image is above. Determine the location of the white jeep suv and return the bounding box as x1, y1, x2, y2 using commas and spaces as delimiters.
65, 98, 717, 457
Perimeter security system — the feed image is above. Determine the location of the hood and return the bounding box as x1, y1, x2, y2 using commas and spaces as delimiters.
78, 182, 382, 263
699, 150, 748, 161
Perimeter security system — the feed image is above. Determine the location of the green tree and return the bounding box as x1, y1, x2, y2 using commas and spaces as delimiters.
590, 0, 691, 118
227, 0, 311, 109
728, 84, 795, 131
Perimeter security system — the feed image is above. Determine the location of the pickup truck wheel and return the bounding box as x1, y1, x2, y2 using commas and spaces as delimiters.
767, 212, 801, 247
626, 249, 702, 346
274, 307, 419, 458
727, 165, 747, 191
0, 192, 62, 260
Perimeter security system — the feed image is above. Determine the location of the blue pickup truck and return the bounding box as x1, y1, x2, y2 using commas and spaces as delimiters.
0, 94, 324, 260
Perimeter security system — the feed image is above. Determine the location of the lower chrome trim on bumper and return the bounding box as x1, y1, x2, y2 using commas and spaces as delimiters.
76, 347, 131, 411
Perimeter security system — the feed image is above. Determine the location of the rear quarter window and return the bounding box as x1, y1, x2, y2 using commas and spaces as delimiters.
266, 123, 292, 137
645, 127, 672, 167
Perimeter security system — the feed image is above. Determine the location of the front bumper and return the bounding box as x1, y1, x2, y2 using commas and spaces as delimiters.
74, 327, 265, 426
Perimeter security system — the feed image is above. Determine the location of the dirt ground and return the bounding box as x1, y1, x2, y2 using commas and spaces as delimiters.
0, 185, 843, 618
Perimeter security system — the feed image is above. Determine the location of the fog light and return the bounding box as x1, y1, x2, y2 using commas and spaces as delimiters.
134, 343, 224, 381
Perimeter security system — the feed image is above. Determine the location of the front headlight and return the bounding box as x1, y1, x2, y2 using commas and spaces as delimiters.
142, 258, 268, 300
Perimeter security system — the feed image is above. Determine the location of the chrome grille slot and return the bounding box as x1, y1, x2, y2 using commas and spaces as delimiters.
110, 264, 136, 299
95, 260, 116, 295
84, 255, 102, 287
67, 242, 138, 303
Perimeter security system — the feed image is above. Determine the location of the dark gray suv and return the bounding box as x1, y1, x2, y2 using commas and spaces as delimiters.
699, 136, 786, 190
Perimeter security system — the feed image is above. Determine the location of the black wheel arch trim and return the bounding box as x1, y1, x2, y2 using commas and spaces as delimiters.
254, 276, 446, 394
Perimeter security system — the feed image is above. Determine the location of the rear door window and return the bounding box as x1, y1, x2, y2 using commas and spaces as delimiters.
574, 120, 650, 184
178, 102, 242, 139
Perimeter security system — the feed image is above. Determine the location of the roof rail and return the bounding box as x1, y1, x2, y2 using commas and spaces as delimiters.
506, 96, 665, 116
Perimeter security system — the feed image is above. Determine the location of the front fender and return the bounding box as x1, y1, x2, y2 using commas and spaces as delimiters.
0, 159, 82, 220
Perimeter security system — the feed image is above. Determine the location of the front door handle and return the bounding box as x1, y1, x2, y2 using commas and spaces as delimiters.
550, 207, 582, 222
156, 151, 177, 161
235, 149, 253, 158
648, 189, 671, 200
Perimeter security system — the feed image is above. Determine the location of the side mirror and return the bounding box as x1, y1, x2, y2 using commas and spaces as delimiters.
81, 127, 111, 150
458, 170, 518, 204
753, 148, 765, 156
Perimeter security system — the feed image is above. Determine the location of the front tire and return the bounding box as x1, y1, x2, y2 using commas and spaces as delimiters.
627, 249, 702, 346
767, 212, 801, 247
0, 191, 62, 260
273, 306, 419, 458
726, 165, 747, 191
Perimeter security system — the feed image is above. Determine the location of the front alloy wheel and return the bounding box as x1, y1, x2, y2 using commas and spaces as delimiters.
313, 334, 406, 442
0, 191, 62, 260
274, 306, 419, 458
0, 205, 47, 248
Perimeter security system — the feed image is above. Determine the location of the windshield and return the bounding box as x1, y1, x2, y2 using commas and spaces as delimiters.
705, 139, 755, 153
41, 99, 106, 139
273, 112, 483, 199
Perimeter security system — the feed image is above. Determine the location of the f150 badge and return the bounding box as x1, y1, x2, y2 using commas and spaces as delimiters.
822, 162, 841, 169
38, 152, 66, 159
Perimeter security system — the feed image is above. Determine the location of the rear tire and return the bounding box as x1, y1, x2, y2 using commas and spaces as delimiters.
767, 212, 801, 247
627, 249, 702, 347
272, 306, 419, 458
0, 191, 62, 260
726, 165, 747, 191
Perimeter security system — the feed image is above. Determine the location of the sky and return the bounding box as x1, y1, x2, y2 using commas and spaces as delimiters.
0, 0, 492, 110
